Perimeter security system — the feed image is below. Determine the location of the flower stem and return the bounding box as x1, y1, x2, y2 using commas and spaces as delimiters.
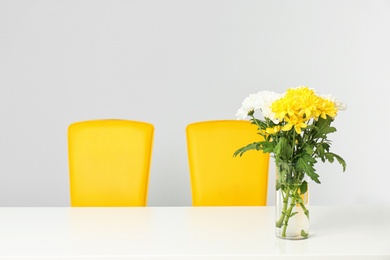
281, 187, 298, 238
276, 188, 289, 228
300, 202, 309, 219
251, 115, 263, 130
282, 191, 295, 237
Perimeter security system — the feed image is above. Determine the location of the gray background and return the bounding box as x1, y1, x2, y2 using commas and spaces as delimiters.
1, 0, 389, 206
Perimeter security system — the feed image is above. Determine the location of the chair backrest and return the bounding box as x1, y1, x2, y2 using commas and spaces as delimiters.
68, 119, 154, 206
186, 120, 269, 206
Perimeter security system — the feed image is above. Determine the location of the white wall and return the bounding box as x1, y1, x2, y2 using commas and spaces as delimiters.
1, 0, 389, 206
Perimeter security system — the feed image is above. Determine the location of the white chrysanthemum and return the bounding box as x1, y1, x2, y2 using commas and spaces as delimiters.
236, 91, 282, 123
235, 107, 250, 120
258, 91, 282, 122
321, 94, 347, 111
235, 94, 262, 119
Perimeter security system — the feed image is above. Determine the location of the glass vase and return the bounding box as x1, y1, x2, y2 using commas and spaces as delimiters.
275, 161, 309, 239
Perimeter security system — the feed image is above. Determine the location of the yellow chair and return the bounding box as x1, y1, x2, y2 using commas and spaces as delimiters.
68, 119, 154, 207
186, 120, 269, 206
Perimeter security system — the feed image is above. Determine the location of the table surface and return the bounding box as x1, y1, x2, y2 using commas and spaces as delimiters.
0, 206, 389, 259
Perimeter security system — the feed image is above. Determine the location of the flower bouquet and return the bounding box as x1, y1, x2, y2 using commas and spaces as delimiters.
234, 86, 346, 239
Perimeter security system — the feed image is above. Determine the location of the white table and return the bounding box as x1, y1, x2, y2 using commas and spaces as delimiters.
0, 206, 389, 259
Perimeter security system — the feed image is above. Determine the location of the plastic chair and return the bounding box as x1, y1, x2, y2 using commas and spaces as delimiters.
68, 119, 154, 206
186, 120, 269, 206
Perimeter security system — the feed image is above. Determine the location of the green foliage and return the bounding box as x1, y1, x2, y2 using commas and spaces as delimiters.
301, 229, 309, 238
296, 154, 320, 184
275, 137, 293, 161
233, 142, 260, 157
234, 114, 347, 184
313, 116, 337, 138
300, 180, 308, 195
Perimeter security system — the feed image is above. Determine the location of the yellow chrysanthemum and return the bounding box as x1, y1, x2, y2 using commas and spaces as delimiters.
266, 125, 281, 135
281, 115, 308, 134
316, 98, 338, 119
271, 86, 338, 134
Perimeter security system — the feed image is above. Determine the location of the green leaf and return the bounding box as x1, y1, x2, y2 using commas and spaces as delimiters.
322, 143, 331, 152
324, 152, 335, 163
276, 162, 289, 185
296, 156, 321, 184
261, 141, 276, 153
275, 137, 292, 161
233, 140, 275, 157
300, 152, 317, 164
314, 116, 337, 139
303, 144, 314, 156
276, 181, 282, 191
301, 230, 309, 238
233, 142, 258, 157
317, 144, 325, 158
324, 152, 347, 172
300, 181, 308, 194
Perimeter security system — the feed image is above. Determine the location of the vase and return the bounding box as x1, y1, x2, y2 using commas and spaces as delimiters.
275, 161, 309, 239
